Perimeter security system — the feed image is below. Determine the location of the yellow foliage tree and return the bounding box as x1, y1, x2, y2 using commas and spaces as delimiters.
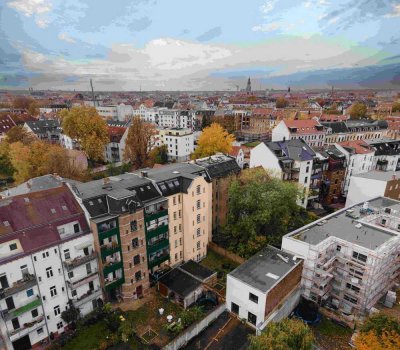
192, 123, 235, 159
9, 142, 32, 183
60, 106, 109, 161
354, 330, 400, 350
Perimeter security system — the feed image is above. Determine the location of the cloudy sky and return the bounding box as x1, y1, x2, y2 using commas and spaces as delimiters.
1, 0, 400, 90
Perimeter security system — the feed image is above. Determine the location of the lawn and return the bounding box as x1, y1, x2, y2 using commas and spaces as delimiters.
62, 321, 109, 350
243, 141, 261, 148
200, 249, 239, 284
312, 317, 353, 350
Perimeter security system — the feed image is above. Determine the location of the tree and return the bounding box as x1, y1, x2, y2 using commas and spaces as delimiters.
27, 100, 39, 116
61, 300, 80, 327
12, 96, 34, 110
0, 141, 14, 178
6, 126, 35, 145
349, 102, 367, 119
276, 97, 288, 108
354, 313, 400, 350
392, 102, 400, 113
221, 168, 313, 258
124, 116, 156, 169
248, 318, 314, 350
60, 106, 109, 161
192, 123, 235, 159
149, 145, 169, 165
201, 114, 212, 129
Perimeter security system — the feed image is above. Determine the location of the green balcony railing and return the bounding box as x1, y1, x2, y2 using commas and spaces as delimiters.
148, 254, 170, 269
4, 297, 42, 320
98, 227, 119, 240
105, 277, 124, 292
146, 224, 169, 239
147, 239, 169, 254
100, 244, 121, 260
103, 261, 123, 276
145, 209, 168, 222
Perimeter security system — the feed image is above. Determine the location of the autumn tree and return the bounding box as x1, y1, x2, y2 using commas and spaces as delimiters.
276, 96, 288, 108
148, 145, 168, 166
392, 102, 400, 113
27, 100, 39, 116
354, 313, 400, 350
6, 126, 35, 145
349, 102, 367, 119
12, 96, 34, 110
124, 116, 156, 169
248, 318, 314, 350
9, 142, 33, 183
192, 123, 235, 159
60, 106, 109, 161
0, 141, 14, 178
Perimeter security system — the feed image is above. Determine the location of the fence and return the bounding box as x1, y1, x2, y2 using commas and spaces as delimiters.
208, 242, 245, 265
162, 304, 226, 350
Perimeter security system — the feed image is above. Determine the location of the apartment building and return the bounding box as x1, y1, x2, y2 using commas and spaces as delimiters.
156, 110, 193, 129
138, 163, 212, 267
0, 185, 101, 350
335, 140, 375, 196
346, 171, 400, 207
104, 126, 129, 164
194, 155, 241, 234
367, 138, 400, 172
23, 120, 61, 144
69, 174, 168, 301
96, 104, 133, 122
272, 119, 326, 147
282, 197, 400, 317
250, 139, 316, 208
157, 128, 194, 162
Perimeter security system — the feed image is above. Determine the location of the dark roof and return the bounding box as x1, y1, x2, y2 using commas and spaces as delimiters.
195, 155, 241, 179
229, 246, 301, 293
25, 119, 61, 134
265, 139, 315, 162
367, 139, 400, 156
321, 121, 349, 133
158, 268, 201, 297
179, 260, 215, 281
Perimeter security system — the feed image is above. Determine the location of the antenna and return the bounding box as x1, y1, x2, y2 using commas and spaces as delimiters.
90, 79, 96, 107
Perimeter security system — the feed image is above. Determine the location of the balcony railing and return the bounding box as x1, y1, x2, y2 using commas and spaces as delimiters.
148, 252, 170, 269
9, 315, 45, 341
73, 288, 102, 308
100, 243, 120, 260
146, 223, 169, 239
67, 270, 99, 289
105, 277, 124, 291
2, 297, 42, 321
145, 208, 168, 222
0, 274, 36, 299
64, 252, 97, 270
103, 261, 123, 276
98, 227, 119, 240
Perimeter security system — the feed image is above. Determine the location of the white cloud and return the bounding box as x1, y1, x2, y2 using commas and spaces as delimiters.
260, 0, 277, 14
303, 2, 312, 8
319, 0, 330, 5
252, 22, 280, 32
384, 4, 400, 18
35, 18, 49, 28
8, 0, 52, 17
328, 16, 340, 24
58, 33, 76, 44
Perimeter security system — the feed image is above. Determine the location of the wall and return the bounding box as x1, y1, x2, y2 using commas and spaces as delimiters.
384, 178, 400, 201
162, 304, 226, 350
345, 177, 386, 207
271, 121, 289, 142
168, 193, 184, 267
208, 242, 245, 265
249, 143, 282, 178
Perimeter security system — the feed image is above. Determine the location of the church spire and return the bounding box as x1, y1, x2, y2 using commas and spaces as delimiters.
246, 77, 251, 93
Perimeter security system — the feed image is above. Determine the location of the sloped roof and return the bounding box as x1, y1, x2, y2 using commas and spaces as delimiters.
265, 138, 315, 162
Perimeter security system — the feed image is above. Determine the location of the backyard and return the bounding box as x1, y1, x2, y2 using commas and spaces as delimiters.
312, 316, 353, 350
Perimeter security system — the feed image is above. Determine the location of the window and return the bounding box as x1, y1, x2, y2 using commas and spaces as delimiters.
304, 176, 308, 183
179, 238, 182, 246
336, 245, 341, 252
175, 253, 178, 261
133, 255, 140, 265
196, 200, 201, 210
352, 251, 367, 263
64, 249, 70, 260
344, 294, 358, 304
68, 271, 74, 279
197, 228, 201, 237
12, 318, 20, 330
197, 241, 201, 250
9, 243, 17, 251
173, 196, 176, 205
231, 302, 239, 315
54, 305, 61, 316
31, 308, 38, 318
135, 271, 142, 281
179, 224, 182, 232
174, 226, 177, 234
46, 267, 53, 278
71, 290, 77, 297
197, 214, 201, 224
57, 322, 63, 329
249, 292, 258, 304
73, 223, 80, 233
346, 283, 360, 294
130, 220, 137, 231
132, 238, 139, 248
248, 312, 257, 326
173, 212, 177, 220
178, 210, 181, 218
42, 251, 49, 258
50, 286, 57, 297
27, 288, 34, 297
37, 327, 44, 335
196, 185, 201, 195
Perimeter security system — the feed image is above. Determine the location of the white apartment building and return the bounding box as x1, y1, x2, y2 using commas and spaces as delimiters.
335, 140, 375, 195
272, 119, 326, 147
282, 197, 400, 318
156, 110, 193, 130
250, 139, 316, 208
0, 185, 102, 350
96, 104, 134, 122
157, 128, 194, 162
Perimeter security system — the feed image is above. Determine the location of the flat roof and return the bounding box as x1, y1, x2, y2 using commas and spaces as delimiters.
352, 170, 400, 181
291, 197, 399, 250
229, 246, 300, 293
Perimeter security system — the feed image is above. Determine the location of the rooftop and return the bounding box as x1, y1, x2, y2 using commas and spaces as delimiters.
352, 170, 400, 182
265, 138, 316, 162
288, 197, 400, 250
229, 246, 301, 293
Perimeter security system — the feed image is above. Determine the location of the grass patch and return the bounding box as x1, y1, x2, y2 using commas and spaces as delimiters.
243, 141, 261, 148
62, 321, 109, 350
315, 317, 352, 337
200, 249, 239, 283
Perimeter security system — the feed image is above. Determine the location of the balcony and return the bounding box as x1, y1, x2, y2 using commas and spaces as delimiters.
0, 274, 36, 299
146, 223, 169, 239
64, 252, 97, 270
73, 288, 102, 308
100, 243, 121, 260
148, 253, 169, 269
3, 297, 42, 321
311, 172, 322, 180
98, 226, 120, 240
103, 261, 123, 276
147, 239, 169, 254
105, 277, 124, 292
67, 270, 99, 289
9, 315, 45, 341
145, 208, 168, 222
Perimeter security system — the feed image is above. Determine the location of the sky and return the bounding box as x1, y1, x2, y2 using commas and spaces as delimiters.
0, 0, 400, 91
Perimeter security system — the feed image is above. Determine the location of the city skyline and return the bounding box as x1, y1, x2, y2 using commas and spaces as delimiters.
1, 0, 400, 91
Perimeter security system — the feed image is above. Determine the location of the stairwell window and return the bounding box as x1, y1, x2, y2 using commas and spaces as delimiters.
249, 292, 258, 304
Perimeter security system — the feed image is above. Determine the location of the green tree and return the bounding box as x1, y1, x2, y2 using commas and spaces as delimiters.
276, 97, 288, 108
123, 116, 156, 169
61, 301, 80, 327
392, 102, 400, 113
248, 318, 314, 350
0, 141, 14, 178
149, 145, 169, 165
192, 123, 235, 159
6, 126, 35, 145
201, 114, 211, 129
349, 102, 367, 119
60, 106, 109, 161
360, 313, 400, 336
222, 168, 313, 258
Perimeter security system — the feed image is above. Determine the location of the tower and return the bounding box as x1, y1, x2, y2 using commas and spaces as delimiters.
246, 77, 251, 93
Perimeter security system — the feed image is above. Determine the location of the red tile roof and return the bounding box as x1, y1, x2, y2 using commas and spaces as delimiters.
0, 114, 16, 134
108, 126, 127, 143
338, 140, 374, 154
283, 119, 325, 134
229, 146, 243, 157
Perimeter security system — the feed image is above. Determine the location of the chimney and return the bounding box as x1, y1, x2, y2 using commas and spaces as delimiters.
392, 173, 397, 181
141, 171, 148, 178
103, 177, 110, 185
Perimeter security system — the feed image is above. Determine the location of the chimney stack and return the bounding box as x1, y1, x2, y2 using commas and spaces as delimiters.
141, 171, 148, 178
